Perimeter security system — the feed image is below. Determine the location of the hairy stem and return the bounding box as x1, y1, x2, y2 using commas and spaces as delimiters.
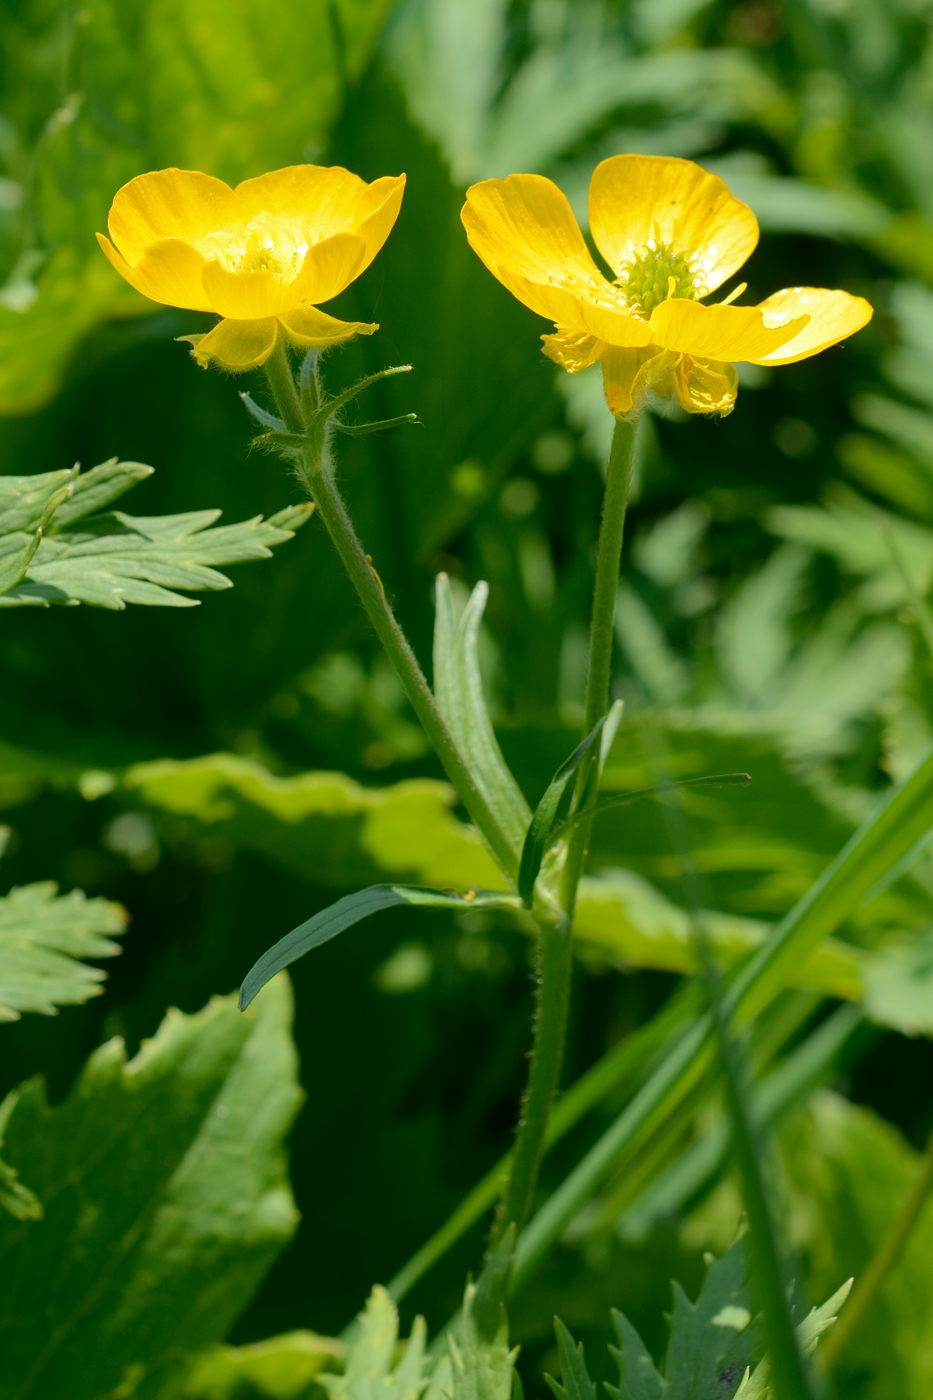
493, 418, 637, 1242
263, 348, 519, 878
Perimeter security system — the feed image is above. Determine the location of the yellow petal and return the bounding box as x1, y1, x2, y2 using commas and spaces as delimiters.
200, 261, 291, 320
279, 305, 378, 347
670, 354, 739, 416
107, 169, 241, 266
602, 346, 665, 417
541, 328, 605, 373
191, 318, 279, 370
462, 173, 623, 304
291, 231, 367, 304
589, 155, 759, 294
495, 265, 652, 346
649, 298, 808, 361
352, 174, 407, 270
237, 164, 366, 242
97, 233, 211, 311
752, 287, 874, 364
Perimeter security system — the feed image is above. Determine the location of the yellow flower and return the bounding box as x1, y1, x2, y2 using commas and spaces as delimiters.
98, 165, 406, 370
461, 155, 873, 418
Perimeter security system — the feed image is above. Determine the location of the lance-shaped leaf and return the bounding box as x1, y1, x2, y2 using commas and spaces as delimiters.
434, 575, 531, 861
547, 773, 752, 850
545, 1320, 600, 1400
0, 881, 127, 1022
518, 716, 608, 907
240, 885, 521, 1010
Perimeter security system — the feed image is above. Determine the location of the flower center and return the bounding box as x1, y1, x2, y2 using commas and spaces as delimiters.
617, 240, 705, 317
197, 212, 308, 283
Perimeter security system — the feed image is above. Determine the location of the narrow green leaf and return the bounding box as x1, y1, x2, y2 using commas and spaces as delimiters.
434, 575, 531, 859
547, 773, 752, 849
518, 717, 608, 907
239, 885, 519, 1009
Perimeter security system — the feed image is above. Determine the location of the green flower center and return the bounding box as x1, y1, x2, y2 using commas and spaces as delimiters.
618, 241, 704, 317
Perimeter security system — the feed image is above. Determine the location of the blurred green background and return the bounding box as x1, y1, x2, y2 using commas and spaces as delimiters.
5, 0, 933, 1396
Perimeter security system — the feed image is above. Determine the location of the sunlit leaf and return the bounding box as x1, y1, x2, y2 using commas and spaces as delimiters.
0, 881, 126, 1021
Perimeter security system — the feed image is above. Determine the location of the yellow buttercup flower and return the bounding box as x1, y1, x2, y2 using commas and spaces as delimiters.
461, 155, 873, 418
97, 165, 406, 370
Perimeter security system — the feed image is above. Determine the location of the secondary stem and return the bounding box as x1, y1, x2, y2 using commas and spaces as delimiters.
493, 417, 637, 1242
263, 344, 518, 879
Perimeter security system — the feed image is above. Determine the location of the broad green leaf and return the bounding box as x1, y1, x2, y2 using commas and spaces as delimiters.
0, 880, 127, 1021
434, 574, 531, 861
545, 1320, 600, 1400
861, 930, 933, 1035
127, 752, 508, 891
663, 1242, 761, 1400
518, 716, 607, 906
239, 884, 520, 1010
185, 1331, 345, 1400
0, 975, 301, 1400
0, 0, 389, 413
320, 1286, 428, 1400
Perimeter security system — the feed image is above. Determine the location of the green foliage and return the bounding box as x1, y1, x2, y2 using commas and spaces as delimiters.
239, 884, 520, 1010
0, 878, 126, 1020
186, 1330, 344, 1400
0, 0, 389, 412
546, 1243, 846, 1400
0, 975, 301, 1400
322, 1286, 428, 1400
0, 458, 313, 609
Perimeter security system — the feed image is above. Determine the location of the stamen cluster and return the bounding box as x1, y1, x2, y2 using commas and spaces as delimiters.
198, 212, 309, 283
618, 240, 704, 317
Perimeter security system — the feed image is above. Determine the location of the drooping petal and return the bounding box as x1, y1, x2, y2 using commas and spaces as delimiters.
107, 169, 242, 266
589, 155, 759, 294
752, 287, 874, 364
602, 346, 666, 417
670, 354, 739, 416
279, 305, 378, 346
352, 175, 407, 271
541, 328, 605, 373
290, 232, 367, 305
462, 174, 619, 307
191, 317, 279, 370
97, 233, 211, 311
649, 298, 808, 361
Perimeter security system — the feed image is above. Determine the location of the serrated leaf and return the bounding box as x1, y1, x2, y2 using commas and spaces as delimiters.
239, 884, 520, 1010
518, 716, 608, 907
320, 1287, 428, 1400
0, 976, 301, 1399
434, 575, 531, 860
545, 1320, 599, 1400
663, 1240, 761, 1400
733, 1280, 852, 1400
0, 881, 127, 1021
606, 1311, 665, 1400
447, 1230, 518, 1400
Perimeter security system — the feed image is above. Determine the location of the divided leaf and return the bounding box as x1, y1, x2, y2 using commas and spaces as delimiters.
546, 1319, 600, 1400
446, 1230, 519, 1400
0, 975, 302, 1400
0, 880, 127, 1021
320, 1286, 428, 1400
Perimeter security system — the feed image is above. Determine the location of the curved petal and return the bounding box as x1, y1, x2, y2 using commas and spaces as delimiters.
589, 155, 759, 294
649, 297, 808, 361
541, 328, 605, 373
200, 261, 291, 319
752, 287, 874, 364
291, 231, 367, 304
191, 317, 279, 370
107, 169, 241, 266
462, 174, 615, 308
353, 174, 406, 271
602, 346, 666, 418
494, 266, 652, 346
670, 354, 739, 416
279, 305, 378, 347
97, 233, 211, 311
236, 164, 363, 239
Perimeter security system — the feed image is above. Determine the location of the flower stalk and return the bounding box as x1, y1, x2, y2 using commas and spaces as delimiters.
261, 345, 519, 880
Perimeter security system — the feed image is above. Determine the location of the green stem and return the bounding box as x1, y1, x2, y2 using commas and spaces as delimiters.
493, 418, 637, 1242
821, 1122, 933, 1372
263, 346, 518, 879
